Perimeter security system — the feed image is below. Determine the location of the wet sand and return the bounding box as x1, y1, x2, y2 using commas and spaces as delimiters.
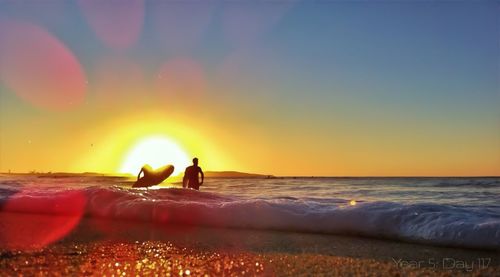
0, 213, 498, 276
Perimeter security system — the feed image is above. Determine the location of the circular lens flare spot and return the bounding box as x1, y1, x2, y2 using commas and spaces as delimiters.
151, 1, 214, 52
0, 190, 86, 250
78, 0, 144, 50
0, 20, 87, 111
222, 1, 296, 47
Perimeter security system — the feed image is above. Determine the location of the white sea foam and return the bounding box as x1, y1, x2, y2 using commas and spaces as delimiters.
1, 185, 499, 250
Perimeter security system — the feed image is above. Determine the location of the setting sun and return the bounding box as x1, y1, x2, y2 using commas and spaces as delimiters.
119, 136, 190, 176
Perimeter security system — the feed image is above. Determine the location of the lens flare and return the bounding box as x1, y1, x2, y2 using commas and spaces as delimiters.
222, 1, 296, 47
78, 0, 144, 50
0, 19, 86, 111
151, 1, 214, 53
0, 190, 86, 250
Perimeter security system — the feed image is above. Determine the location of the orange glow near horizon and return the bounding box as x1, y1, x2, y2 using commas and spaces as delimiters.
67, 112, 237, 176
1, 106, 498, 177
119, 136, 190, 176
0, 103, 499, 177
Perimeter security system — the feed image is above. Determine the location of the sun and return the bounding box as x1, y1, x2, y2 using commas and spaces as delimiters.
119, 136, 191, 176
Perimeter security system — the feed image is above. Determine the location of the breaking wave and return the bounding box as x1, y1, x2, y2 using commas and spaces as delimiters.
1, 186, 498, 250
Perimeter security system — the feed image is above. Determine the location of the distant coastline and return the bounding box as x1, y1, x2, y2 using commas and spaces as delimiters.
0, 171, 275, 179
0, 171, 498, 178
204, 171, 273, 179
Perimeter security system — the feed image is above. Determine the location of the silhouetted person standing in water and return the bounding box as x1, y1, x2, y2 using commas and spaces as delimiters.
183, 158, 204, 190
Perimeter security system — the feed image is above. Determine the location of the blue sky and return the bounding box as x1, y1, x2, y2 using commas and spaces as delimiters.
0, 0, 498, 175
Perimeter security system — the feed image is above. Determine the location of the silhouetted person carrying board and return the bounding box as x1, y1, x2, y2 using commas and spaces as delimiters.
133, 164, 174, 188
183, 158, 204, 190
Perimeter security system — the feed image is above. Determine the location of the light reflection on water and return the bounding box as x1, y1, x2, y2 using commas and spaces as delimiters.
0, 175, 499, 207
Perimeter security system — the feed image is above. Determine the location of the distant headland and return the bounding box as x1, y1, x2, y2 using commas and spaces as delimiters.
0, 171, 275, 179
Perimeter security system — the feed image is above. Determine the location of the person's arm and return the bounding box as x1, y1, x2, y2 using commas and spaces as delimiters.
182, 169, 188, 188
199, 168, 204, 186
137, 168, 144, 181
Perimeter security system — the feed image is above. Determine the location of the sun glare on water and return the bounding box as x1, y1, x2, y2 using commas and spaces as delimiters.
119, 136, 190, 176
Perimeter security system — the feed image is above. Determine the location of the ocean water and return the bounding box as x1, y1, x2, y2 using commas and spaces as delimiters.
0, 174, 499, 250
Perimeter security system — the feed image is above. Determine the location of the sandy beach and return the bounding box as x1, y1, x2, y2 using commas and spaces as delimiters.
1, 213, 498, 276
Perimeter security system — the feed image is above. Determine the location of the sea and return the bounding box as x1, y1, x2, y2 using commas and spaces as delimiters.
0, 174, 499, 250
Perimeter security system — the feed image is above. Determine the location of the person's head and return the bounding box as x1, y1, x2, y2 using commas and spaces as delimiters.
193, 157, 198, 166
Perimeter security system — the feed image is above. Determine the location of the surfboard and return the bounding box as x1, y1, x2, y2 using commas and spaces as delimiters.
132, 165, 174, 188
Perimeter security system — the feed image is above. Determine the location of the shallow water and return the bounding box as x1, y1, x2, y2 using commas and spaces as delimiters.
1, 174, 499, 249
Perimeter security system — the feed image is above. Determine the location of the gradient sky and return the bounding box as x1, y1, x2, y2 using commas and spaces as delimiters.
0, 0, 499, 176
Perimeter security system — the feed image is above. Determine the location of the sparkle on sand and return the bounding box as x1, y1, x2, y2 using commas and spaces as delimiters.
1, 241, 497, 276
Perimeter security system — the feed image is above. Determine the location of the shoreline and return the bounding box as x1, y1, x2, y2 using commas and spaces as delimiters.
1, 215, 498, 275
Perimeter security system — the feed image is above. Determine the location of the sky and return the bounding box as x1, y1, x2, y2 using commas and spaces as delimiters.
0, 0, 499, 176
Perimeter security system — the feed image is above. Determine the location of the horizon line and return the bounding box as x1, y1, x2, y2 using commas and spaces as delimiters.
0, 171, 498, 178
